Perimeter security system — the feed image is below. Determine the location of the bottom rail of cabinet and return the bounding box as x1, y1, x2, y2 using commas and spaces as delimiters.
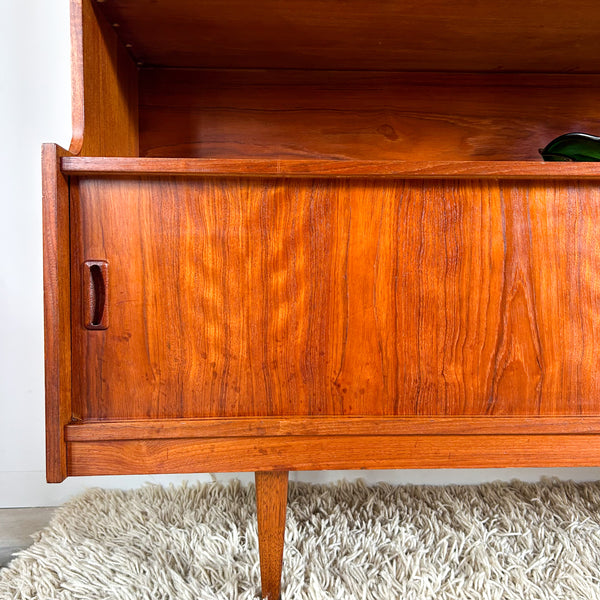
64, 432, 600, 477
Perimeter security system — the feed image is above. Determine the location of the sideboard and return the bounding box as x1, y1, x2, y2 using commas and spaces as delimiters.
43, 1, 600, 597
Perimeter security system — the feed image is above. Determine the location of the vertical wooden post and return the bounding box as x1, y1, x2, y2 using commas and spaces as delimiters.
255, 471, 289, 600
43, 144, 72, 483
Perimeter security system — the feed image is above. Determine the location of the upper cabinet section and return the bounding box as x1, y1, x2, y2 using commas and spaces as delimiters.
95, 0, 600, 73
69, 0, 600, 159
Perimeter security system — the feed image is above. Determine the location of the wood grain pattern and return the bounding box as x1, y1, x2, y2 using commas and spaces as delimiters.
70, 176, 600, 421
69, 0, 138, 156
61, 157, 600, 179
42, 144, 73, 483
64, 416, 600, 442
95, 0, 600, 73
256, 471, 288, 600
67, 434, 600, 475
138, 70, 600, 160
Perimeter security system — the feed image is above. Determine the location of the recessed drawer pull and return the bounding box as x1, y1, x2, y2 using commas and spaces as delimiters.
83, 260, 108, 330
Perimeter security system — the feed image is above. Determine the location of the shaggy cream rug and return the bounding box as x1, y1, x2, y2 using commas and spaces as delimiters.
1, 479, 600, 599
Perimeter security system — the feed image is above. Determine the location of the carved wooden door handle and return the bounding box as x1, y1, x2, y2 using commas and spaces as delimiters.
82, 260, 108, 329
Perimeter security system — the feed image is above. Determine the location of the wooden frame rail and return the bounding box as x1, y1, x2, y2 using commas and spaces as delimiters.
61, 157, 600, 179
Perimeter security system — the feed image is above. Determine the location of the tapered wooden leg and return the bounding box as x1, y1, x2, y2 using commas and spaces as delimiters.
255, 470, 289, 600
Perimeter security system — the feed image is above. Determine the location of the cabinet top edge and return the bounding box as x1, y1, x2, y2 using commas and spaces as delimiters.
60, 157, 600, 179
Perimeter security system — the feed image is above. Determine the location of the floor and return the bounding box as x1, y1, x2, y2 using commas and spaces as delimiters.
0, 507, 55, 567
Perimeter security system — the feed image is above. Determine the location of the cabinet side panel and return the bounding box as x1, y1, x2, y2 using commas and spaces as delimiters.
42, 144, 72, 483
71, 177, 600, 419
70, 0, 138, 156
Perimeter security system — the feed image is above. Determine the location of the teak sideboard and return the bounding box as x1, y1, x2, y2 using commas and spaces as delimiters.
44, 1, 600, 597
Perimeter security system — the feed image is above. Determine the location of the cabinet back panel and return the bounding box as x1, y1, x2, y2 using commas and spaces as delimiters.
139, 70, 600, 161
71, 177, 600, 420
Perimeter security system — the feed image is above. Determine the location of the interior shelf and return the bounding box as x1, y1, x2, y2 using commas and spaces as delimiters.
61, 157, 600, 179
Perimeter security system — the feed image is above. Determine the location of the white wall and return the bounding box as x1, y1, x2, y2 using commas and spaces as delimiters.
1, 0, 599, 508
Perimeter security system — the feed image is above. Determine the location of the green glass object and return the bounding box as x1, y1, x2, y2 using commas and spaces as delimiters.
539, 132, 600, 162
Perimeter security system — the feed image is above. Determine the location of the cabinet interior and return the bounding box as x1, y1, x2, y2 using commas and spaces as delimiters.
82, 0, 600, 161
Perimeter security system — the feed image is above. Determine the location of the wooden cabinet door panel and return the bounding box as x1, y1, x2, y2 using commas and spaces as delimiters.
70, 177, 600, 420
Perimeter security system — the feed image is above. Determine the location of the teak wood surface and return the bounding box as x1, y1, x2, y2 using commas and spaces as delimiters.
95, 0, 600, 73
69, 0, 138, 157
61, 157, 600, 180
70, 176, 600, 422
64, 416, 600, 442
138, 70, 600, 161
256, 472, 288, 600
67, 434, 600, 476
42, 144, 73, 483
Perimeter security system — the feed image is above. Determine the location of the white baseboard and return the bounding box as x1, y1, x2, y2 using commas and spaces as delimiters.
2, 468, 600, 508
0, 471, 254, 508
